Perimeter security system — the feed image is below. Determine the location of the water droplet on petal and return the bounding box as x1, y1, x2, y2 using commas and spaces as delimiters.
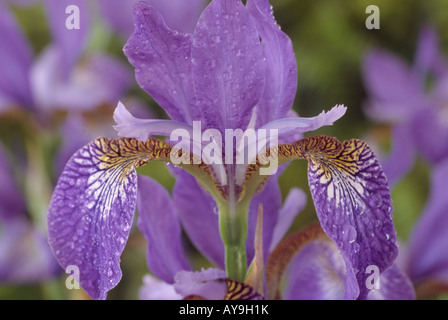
369, 193, 383, 208
342, 225, 357, 244
107, 268, 114, 277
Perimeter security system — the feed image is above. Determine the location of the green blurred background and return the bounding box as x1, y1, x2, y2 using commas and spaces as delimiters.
1, 0, 447, 299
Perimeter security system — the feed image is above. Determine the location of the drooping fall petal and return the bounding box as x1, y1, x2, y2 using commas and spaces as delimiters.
47, 137, 174, 299
297, 136, 398, 299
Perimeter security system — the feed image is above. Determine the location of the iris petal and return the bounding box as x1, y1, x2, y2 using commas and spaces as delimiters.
48, 137, 174, 299
191, 0, 265, 132
297, 136, 397, 299
244, 135, 397, 299
137, 176, 191, 283
123, 2, 199, 123
246, 0, 298, 124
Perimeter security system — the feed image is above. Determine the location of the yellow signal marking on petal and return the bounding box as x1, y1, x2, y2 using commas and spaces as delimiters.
294, 136, 367, 179
224, 279, 264, 300
92, 137, 225, 199
241, 135, 370, 202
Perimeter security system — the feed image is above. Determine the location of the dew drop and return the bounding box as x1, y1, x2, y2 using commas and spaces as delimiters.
210, 35, 221, 45
369, 193, 383, 208
342, 225, 357, 244
121, 222, 130, 232
222, 71, 231, 81
107, 268, 114, 277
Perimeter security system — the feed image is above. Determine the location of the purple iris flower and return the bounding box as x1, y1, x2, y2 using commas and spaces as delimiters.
0, 0, 132, 113
48, 0, 404, 300
362, 25, 448, 186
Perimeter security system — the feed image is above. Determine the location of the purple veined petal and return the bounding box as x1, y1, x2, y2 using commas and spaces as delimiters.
139, 274, 182, 300
366, 264, 416, 300
269, 187, 307, 252
48, 138, 144, 300
298, 136, 397, 299
123, 2, 200, 123
224, 279, 265, 300
362, 49, 423, 120
409, 159, 448, 284
172, 170, 225, 269
146, 0, 205, 34
136, 175, 191, 284
44, 0, 89, 79
0, 3, 34, 109
284, 240, 347, 300
191, 0, 265, 132
173, 268, 227, 300
246, 0, 298, 124
380, 123, 416, 187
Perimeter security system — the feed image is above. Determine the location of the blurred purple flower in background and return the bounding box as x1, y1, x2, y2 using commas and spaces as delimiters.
362, 25, 448, 186
362, 24, 448, 298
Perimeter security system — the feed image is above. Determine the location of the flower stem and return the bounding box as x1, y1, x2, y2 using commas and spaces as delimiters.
218, 200, 249, 282
217, 165, 250, 282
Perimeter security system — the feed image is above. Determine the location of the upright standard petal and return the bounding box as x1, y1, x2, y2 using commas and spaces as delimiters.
246, 0, 298, 124
124, 2, 199, 123
191, 0, 265, 132
137, 176, 191, 283
99, 0, 205, 38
